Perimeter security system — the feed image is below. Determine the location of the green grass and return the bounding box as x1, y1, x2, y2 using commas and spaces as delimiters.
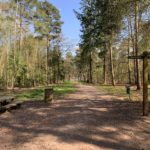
97, 85, 143, 101
98, 85, 127, 97
15, 89, 44, 101
15, 81, 76, 101
53, 81, 76, 97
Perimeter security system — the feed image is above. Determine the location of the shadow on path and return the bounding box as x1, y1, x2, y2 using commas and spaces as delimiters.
0, 85, 149, 150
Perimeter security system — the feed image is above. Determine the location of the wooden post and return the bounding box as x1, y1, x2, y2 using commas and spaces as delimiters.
143, 52, 149, 116
44, 88, 53, 102
128, 51, 150, 116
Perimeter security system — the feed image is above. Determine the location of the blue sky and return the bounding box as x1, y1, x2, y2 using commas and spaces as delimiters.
50, 0, 81, 45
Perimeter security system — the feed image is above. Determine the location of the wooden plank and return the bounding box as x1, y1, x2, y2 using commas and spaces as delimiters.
0, 96, 14, 102
13, 101, 23, 107
0, 97, 14, 107
3, 103, 18, 110
3, 101, 22, 111
1, 101, 22, 113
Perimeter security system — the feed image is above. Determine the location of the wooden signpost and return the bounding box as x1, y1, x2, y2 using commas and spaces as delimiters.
128, 51, 150, 116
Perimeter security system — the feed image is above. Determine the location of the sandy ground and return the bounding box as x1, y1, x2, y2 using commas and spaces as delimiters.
0, 84, 150, 150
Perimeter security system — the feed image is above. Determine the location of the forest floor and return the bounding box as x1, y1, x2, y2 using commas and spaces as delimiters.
0, 84, 150, 150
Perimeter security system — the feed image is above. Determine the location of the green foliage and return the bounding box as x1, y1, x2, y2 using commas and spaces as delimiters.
0, 0, 66, 88
75, 0, 150, 85
33, 0, 62, 40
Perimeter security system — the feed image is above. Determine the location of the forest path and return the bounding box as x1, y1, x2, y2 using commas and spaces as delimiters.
0, 84, 150, 150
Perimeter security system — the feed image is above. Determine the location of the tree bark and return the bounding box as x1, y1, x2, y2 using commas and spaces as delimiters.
12, 0, 19, 89
127, 19, 131, 84
57, 55, 60, 84
109, 42, 115, 86
19, 2, 23, 60
46, 38, 49, 85
103, 56, 107, 84
128, 14, 136, 84
89, 52, 92, 83
128, 42, 132, 84
134, 0, 141, 90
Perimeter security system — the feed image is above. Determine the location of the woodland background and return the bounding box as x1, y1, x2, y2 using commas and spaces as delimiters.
0, 0, 150, 90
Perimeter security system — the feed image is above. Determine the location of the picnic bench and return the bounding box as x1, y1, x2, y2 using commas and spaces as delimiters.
0, 96, 22, 113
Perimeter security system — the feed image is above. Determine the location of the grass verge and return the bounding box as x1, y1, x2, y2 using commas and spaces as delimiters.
97, 85, 144, 101
13, 81, 76, 101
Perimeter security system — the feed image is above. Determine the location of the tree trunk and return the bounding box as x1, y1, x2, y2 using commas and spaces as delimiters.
19, 2, 23, 61
57, 56, 60, 84
109, 42, 115, 86
12, 1, 19, 89
134, 0, 141, 90
128, 40, 132, 84
127, 19, 131, 84
46, 38, 49, 85
87, 66, 89, 83
89, 52, 92, 83
103, 56, 107, 84
128, 14, 136, 84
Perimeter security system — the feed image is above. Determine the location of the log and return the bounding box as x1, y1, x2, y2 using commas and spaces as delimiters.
44, 88, 53, 102
3, 103, 18, 111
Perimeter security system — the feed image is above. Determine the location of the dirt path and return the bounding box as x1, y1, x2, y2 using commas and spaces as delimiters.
0, 84, 150, 150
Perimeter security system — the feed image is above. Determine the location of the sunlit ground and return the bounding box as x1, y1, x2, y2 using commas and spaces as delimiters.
97, 85, 150, 102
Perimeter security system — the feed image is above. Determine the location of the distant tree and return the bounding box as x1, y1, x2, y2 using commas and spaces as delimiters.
33, 0, 62, 84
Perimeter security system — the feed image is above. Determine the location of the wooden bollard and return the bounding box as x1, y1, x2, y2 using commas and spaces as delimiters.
44, 88, 53, 102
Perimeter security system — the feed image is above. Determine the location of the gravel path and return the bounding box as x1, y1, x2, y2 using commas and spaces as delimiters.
0, 84, 150, 150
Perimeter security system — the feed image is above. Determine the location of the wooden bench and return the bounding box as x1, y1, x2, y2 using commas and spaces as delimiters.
3, 101, 22, 111
0, 96, 22, 113
0, 96, 14, 106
